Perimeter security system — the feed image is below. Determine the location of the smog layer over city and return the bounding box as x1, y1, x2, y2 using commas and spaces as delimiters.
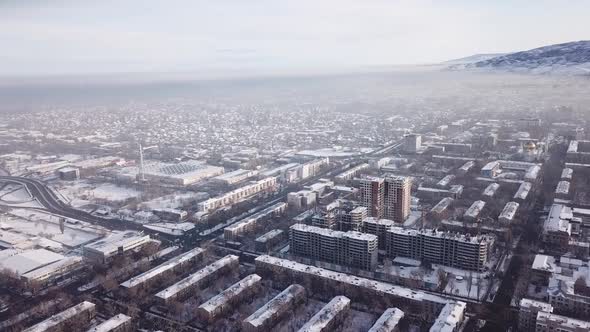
1, 1, 590, 332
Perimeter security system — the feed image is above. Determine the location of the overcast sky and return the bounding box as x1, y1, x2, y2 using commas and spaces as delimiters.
1, 0, 589, 77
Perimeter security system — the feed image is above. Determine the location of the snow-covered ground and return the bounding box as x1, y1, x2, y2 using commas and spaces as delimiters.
2, 210, 103, 248
55, 181, 141, 207
137, 191, 208, 210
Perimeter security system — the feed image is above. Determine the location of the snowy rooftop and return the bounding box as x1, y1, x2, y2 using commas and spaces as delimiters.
23, 301, 95, 332
561, 168, 573, 180
431, 198, 453, 214
290, 223, 377, 242
388, 226, 494, 245
464, 200, 485, 219
555, 181, 570, 195
567, 140, 579, 153
243, 284, 305, 328
368, 308, 404, 332
429, 301, 466, 332
21, 256, 82, 282
87, 314, 131, 332
155, 255, 238, 301
364, 217, 397, 227
481, 161, 500, 172
0, 248, 64, 275
531, 254, 558, 273
255, 255, 448, 305
298, 296, 350, 332
198, 274, 261, 314
537, 311, 590, 329
121, 247, 204, 289
459, 161, 475, 172
482, 183, 500, 197
437, 175, 455, 187
519, 298, 553, 312
84, 231, 149, 256
499, 202, 519, 221
543, 204, 572, 234
524, 165, 541, 181
514, 182, 532, 200
213, 169, 255, 181
255, 229, 284, 243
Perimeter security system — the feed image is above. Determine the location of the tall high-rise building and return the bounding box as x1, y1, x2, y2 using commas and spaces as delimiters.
359, 176, 412, 223
384, 176, 412, 223
359, 177, 385, 218
404, 133, 422, 153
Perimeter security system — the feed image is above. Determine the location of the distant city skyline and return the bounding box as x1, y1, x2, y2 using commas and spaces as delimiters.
1, 0, 589, 76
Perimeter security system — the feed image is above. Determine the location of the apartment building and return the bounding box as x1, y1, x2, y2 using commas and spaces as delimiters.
289, 223, 378, 270
386, 227, 495, 271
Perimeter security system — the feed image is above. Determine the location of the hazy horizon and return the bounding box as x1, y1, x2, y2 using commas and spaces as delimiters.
2, 0, 590, 77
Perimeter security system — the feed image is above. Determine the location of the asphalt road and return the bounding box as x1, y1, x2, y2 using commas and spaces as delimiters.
0, 175, 143, 232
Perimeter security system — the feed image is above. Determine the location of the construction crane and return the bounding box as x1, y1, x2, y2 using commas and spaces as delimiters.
138, 144, 158, 182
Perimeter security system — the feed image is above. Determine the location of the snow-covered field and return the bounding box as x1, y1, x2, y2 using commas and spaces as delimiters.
137, 191, 208, 210
56, 181, 141, 207
2, 210, 103, 248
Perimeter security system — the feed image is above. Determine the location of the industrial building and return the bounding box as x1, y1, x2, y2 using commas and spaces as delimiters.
212, 169, 258, 185
83, 231, 151, 263
289, 223, 378, 270
120, 160, 224, 186
57, 166, 80, 181
386, 227, 495, 271
120, 247, 204, 294
197, 176, 278, 213
196, 274, 262, 322
242, 284, 306, 332
298, 296, 351, 332
154, 255, 239, 305
0, 249, 84, 287
368, 308, 405, 332
23, 301, 96, 332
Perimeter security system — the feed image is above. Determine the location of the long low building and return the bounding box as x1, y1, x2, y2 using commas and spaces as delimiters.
83, 231, 151, 263
87, 314, 132, 332
154, 255, 239, 305
499, 202, 519, 224
224, 202, 287, 241
464, 200, 485, 221
198, 176, 278, 213
197, 274, 262, 321
514, 182, 533, 202
368, 308, 405, 332
242, 284, 306, 332
298, 296, 351, 332
23, 301, 96, 332
255, 255, 449, 321
120, 247, 204, 293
